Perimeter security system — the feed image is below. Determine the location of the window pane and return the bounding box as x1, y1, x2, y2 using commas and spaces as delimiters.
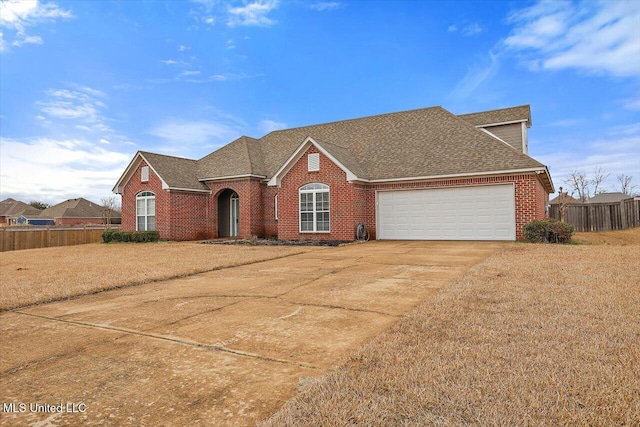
147, 216, 156, 231
137, 216, 145, 231
137, 199, 145, 214
147, 198, 155, 215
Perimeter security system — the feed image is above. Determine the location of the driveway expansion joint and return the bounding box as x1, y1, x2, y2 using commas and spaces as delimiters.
15, 311, 320, 370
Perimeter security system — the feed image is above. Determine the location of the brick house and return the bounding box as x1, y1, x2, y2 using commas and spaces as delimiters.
113, 105, 554, 241
40, 198, 121, 226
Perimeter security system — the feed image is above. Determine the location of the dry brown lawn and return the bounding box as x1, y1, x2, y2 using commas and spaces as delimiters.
574, 226, 640, 245
0, 242, 317, 311
261, 239, 640, 425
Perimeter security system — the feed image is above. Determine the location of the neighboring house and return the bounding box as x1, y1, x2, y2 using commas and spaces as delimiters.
549, 188, 583, 205
585, 192, 632, 204
16, 215, 55, 226
114, 105, 554, 241
40, 198, 121, 226
0, 198, 44, 225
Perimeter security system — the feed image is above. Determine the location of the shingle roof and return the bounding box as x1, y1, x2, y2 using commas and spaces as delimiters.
250, 106, 544, 180
459, 105, 531, 127
586, 192, 631, 204
0, 198, 34, 217
549, 193, 582, 205
41, 198, 108, 218
140, 151, 208, 190
131, 105, 550, 191
197, 136, 266, 179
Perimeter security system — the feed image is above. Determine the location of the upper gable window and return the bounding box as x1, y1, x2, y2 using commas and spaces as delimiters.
308, 153, 320, 172
141, 166, 149, 182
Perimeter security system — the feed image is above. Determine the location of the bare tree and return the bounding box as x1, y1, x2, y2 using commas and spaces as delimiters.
591, 166, 610, 195
564, 170, 590, 202
101, 196, 120, 229
617, 174, 637, 196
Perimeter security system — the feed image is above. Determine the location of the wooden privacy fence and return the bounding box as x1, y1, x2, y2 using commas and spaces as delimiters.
549, 199, 640, 232
0, 226, 111, 252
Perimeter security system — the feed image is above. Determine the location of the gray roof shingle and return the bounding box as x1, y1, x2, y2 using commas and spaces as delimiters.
133, 105, 549, 191
140, 151, 208, 190
459, 105, 531, 127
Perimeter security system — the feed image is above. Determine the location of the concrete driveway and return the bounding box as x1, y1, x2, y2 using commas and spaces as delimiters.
1, 241, 504, 426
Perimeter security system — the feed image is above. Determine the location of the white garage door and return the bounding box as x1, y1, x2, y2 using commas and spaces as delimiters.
377, 185, 515, 241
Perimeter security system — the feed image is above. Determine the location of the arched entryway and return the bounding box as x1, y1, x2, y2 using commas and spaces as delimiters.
218, 189, 239, 237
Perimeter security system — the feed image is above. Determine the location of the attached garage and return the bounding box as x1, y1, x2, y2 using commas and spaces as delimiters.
377, 184, 516, 241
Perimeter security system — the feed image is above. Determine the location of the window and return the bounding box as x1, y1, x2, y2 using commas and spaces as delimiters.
141, 166, 149, 182
308, 153, 320, 172
274, 194, 278, 220
299, 183, 329, 232
136, 191, 155, 231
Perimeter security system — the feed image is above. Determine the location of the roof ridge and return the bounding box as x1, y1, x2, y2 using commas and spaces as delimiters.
458, 104, 530, 117
140, 150, 197, 162
262, 105, 445, 136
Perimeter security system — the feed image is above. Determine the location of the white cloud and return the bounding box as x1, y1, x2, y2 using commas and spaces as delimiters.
178, 44, 189, 51
258, 119, 287, 133
621, 96, 640, 111
451, 51, 500, 98
309, 2, 342, 12
447, 25, 457, 33
37, 87, 112, 132
227, 0, 279, 27
0, 0, 73, 51
147, 120, 242, 151
504, 0, 640, 77
461, 23, 485, 36
0, 136, 131, 204
535, 124, 640, 193
180, 70, 201, 76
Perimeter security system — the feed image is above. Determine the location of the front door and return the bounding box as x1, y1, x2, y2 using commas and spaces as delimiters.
230, 193, 239, 237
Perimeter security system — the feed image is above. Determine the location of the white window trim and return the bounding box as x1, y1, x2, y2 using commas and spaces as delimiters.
136, 191, 156, 231
274, 194, 278, 220
141, 166, 149, 182
299, 183, 330, 233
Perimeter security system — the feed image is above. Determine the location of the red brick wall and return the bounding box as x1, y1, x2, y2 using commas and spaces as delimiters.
263, 185, 278, 238
205, 178, 264, 238
169, 191, 211, 241
121, 160, 171, 239
277, 146, 357, 241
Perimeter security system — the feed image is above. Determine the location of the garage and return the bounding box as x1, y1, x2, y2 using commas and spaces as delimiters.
377, 184, 516, 241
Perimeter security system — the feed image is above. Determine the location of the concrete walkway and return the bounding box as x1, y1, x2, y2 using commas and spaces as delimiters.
1, 241, 504, 426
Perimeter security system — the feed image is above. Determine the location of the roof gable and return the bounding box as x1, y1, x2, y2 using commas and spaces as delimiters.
268, 137, 364, 187
113, 151, 208, 194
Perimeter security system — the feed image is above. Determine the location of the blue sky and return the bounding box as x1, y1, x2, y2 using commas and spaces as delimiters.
1, 0, 639, 205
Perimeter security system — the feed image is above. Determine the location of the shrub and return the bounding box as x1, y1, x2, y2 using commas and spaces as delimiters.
524, 219, 574, 243
102, 230, 116, 243
102, 230, 159, 243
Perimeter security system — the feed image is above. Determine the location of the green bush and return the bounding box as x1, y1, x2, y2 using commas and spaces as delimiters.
524, 219, 574, 243
102, 229, 116, 243
102, 230, 159, 243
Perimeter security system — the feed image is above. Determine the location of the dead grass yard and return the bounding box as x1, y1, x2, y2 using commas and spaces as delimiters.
261, 237, 640, 425
574, 226, 640, 245
0, 242, 317, 311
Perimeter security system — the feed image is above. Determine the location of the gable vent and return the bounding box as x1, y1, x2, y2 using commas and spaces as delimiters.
141, 166, 149, 182
308, 153, 320, 172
